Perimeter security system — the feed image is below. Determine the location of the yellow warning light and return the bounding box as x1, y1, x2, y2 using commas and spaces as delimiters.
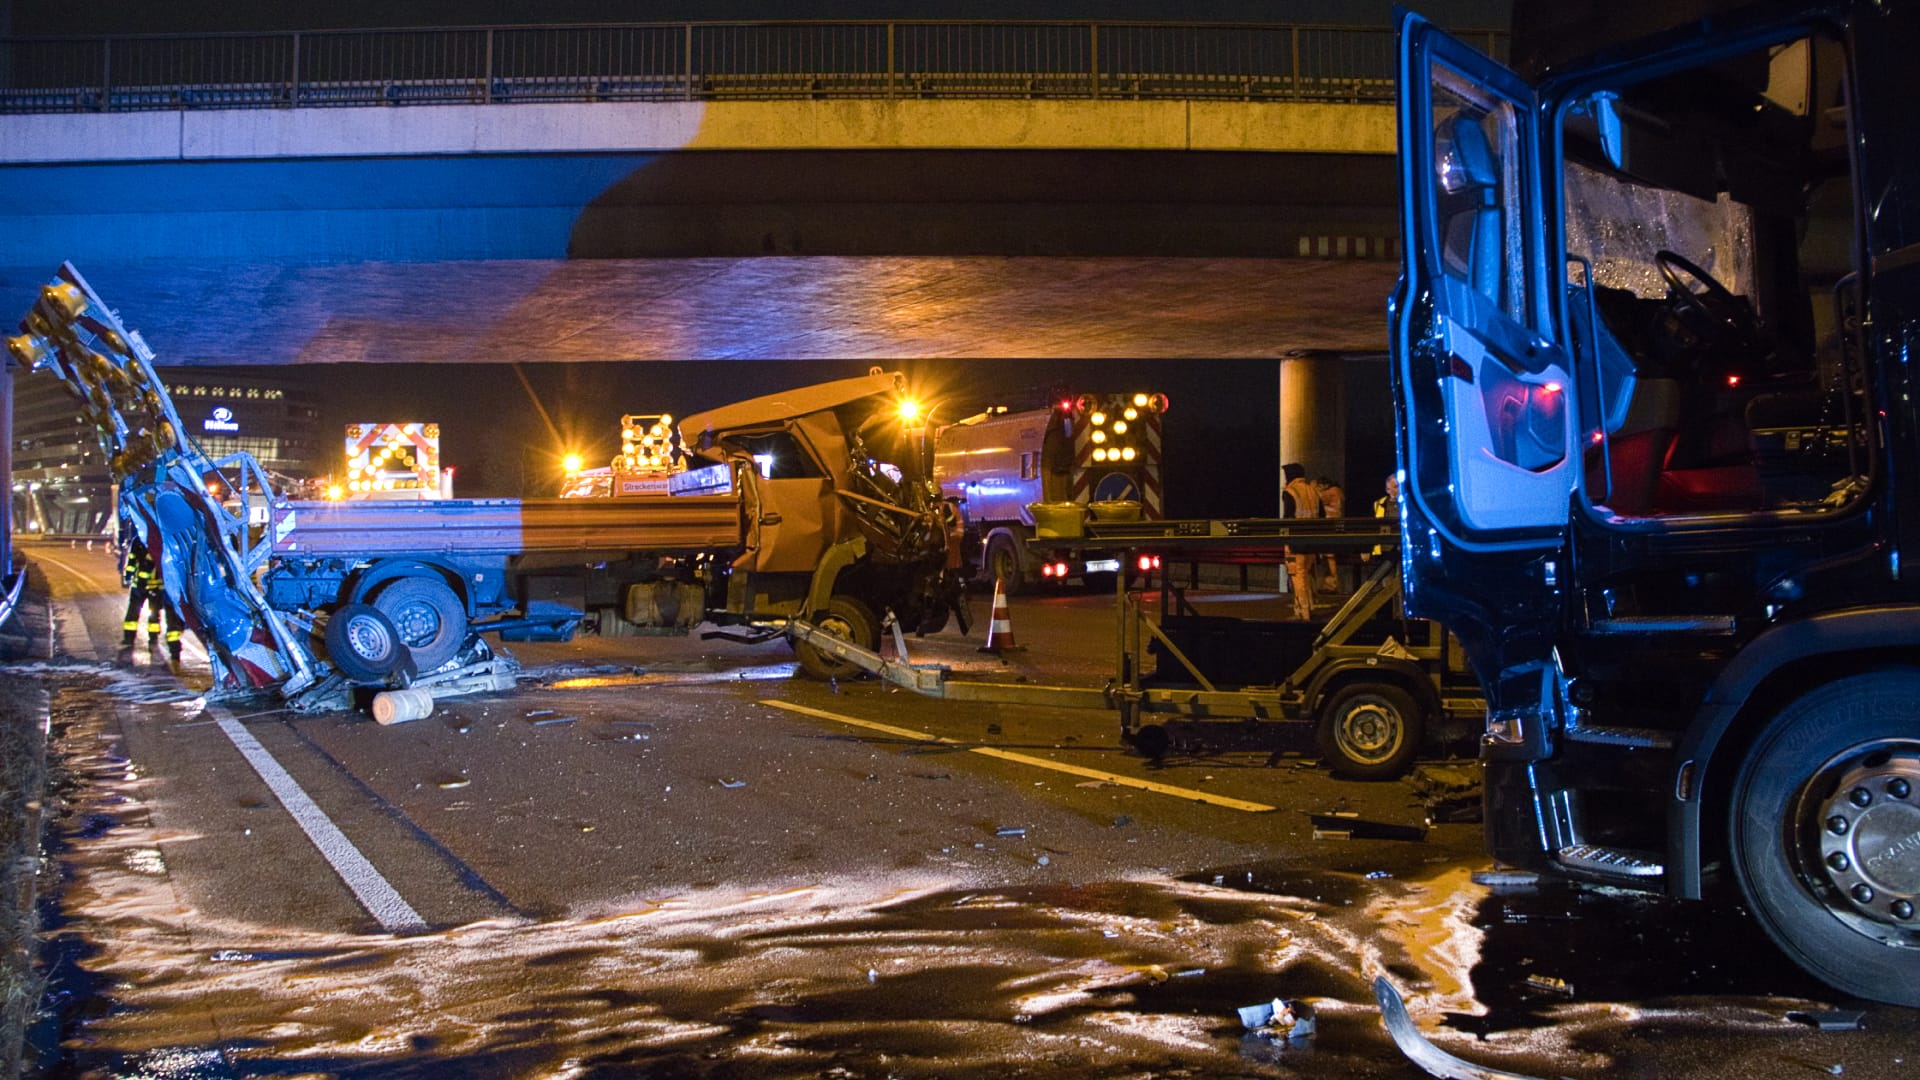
326, 484, 344, 500
563, 452, 585, 474
1121, 446, 1137, 462
1132, 393, 1149, 408
1090, 411, 1107, 426
1123, 407, 1138, 421
1112, 420, 1128, 435
1093, 447, 1108, 462
1090, 429, 1107, 444
898, 398, 923, 422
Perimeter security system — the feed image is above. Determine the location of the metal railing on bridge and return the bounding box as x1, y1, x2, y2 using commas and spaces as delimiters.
0, 20, 1505, 114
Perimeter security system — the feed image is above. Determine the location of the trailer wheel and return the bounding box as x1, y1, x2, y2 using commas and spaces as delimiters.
984, 534, 1025, 596
1317, 683, 1423, 780
795, 596, 878, 681
1130, 723, 1172, 760
324, 603, 404, 685
1729, 673, 1920, 1006
371, 575, 467, 673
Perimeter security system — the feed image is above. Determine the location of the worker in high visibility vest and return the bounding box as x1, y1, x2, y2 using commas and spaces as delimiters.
121, 535, 182, 663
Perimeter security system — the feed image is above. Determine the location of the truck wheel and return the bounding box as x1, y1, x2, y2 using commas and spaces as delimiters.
795, 596, 878, 681
984, 534, 1024, 596
373, 576, 466, 673
323, 603, 404, 685
1729, 673, 1920, 1006
1317, 683, 1423, 780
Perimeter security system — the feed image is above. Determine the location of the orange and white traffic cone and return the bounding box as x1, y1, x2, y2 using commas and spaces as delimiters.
979, 576, 1025, 654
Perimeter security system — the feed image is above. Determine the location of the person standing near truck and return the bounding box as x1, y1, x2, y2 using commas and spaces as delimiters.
121, 535, 181, 664
1315, 477, 1346, 593
1280, 463, 1320, 620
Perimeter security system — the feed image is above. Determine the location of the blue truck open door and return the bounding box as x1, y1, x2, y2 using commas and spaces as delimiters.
1389, 11, 1571, 687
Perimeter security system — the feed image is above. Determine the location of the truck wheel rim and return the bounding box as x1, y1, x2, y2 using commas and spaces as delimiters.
390, 602, 441, 648
1807, 743, 1920, 941
1337, 700, 1402, 763
345, 615, 393, 660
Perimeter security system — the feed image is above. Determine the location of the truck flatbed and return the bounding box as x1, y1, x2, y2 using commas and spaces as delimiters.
270, 496, 743, 558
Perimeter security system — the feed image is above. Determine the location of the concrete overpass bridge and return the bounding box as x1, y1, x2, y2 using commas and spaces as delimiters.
0, 18, 1507, 362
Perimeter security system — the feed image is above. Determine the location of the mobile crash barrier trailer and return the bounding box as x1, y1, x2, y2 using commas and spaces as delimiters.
1392, 0, 1920, 1004
9, 263, 966, 706
792, 515, 1486, 780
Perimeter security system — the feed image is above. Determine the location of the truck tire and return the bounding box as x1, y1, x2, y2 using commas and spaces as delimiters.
373, 575, 467, 673
795, 596, 879, 681
324, 603, 405, 685
1317, 682, 1424, 780
1729, 672, 1920, 1006
984, 533, 1025, 596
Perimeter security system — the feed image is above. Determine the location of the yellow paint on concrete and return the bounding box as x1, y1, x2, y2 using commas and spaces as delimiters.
684, 98, 1394, 155
760, 699, 1277, 813
1190, 99, 1396, 154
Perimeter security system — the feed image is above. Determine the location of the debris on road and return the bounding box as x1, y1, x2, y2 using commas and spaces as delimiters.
435, 775, 471, 790
1375, 975, 1546, 1080
1523, 974, 1574, 997
525, 709, 556, 718
995, 826, 1027, 838
1411, 763, 1484, 823
1788, 1009, 1866, 1032
1113, 815, 1132, 827
718, 778, 747, 789
1238, 997, 1317, 1044
532, 715, 577, 726
1366, 870, 1393, 880
1472, 869, 1541, 892
1307, 811, 1429, 842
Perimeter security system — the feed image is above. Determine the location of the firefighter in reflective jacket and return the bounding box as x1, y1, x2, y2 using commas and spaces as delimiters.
122, 536, 182, 661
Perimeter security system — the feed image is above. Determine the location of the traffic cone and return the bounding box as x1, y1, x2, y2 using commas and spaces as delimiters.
979, 576, 1025, 654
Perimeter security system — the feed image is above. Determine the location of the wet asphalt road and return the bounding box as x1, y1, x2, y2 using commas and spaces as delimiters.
12, 538, 1919, 1079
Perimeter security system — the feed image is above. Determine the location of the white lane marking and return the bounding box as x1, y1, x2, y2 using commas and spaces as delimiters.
761, 699, 1276, 813
212, 706, 428, 933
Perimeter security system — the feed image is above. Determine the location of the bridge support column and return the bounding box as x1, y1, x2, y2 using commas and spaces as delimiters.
1278, 350, 1346, 501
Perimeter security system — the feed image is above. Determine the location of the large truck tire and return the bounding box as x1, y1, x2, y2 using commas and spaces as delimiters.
1729, 672, 1920, 1006
983, 533, 1025, 596
1316, 682, 1424, 780
373, 575, 467, 673
323, 603, 405, 685
794, 595, 879, 681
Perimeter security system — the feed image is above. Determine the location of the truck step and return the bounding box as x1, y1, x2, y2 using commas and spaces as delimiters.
1556, 844, 1664, 879
1587, 615, 1735, 635
1564, 724, 1674, 749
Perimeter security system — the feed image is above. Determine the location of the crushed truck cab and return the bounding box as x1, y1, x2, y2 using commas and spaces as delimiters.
1393, 1, 1920, 1004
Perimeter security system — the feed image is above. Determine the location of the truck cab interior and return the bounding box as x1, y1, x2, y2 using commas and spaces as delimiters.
1553, 32, 1867, 520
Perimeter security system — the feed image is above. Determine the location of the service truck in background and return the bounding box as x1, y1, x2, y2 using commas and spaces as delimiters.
934, 391, 1167, 592
9, 264, 965, 698
1392, 0, 1918, 1003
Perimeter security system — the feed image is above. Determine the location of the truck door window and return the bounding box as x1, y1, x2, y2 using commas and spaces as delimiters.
1561, 33, 1868, 520
1432, 64, 1526, 321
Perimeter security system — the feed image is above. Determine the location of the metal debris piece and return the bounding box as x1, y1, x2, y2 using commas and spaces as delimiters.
1366, 870, 1393, 879
719, 778, 747, 789
435, 776, 471, 789
1037, 855, 1050, 866
1472, 869, 1541, 891
532, 715, 577, 726
1173, 967, 1206, 978
525, 709, 557, 718
1524, 974, 1574, 996
1238, 998, 1317, 1044
1307, 811, 1429, 841
1787, 1010, 1866, 1032
1375, 975, 1546, 1080
995, 826, 1027, 837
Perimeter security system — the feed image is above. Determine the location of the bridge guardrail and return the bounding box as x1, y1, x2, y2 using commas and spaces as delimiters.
0, 20, 1504, 114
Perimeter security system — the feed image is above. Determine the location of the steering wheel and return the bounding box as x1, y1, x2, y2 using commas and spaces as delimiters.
1655, 249, 1764, 356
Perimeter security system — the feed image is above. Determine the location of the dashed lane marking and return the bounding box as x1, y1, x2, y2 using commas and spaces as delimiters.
213, 705, 429, 933
760, 699, 1275, 813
